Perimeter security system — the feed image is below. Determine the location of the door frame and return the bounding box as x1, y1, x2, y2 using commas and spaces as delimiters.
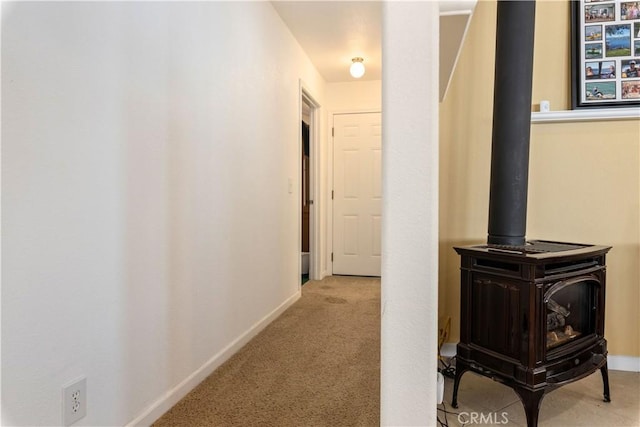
329, 109, 382, 276
299, 81, 321, 285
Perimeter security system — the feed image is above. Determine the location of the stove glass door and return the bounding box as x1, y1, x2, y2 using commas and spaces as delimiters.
545, 277, 598, 350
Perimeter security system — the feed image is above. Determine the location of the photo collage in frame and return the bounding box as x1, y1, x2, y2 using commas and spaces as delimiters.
574, 0, 640, 107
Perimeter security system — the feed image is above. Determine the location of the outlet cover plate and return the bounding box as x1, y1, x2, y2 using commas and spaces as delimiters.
62, 377, 87, 426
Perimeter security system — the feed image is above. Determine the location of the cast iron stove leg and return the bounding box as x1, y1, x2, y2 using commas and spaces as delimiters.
513, 387, 545, 427
450, 360, 469, 409
600, 362, 611, 402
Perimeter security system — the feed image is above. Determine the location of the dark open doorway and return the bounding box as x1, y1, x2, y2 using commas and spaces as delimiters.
299, 84, 320, 287
301, 106, 311, 285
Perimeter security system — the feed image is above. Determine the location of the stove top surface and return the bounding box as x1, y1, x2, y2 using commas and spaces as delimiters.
487, 240, 589, 254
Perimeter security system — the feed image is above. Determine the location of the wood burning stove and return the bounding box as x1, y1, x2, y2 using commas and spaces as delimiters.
452, 241, 611, 427
450, 3, 612, 426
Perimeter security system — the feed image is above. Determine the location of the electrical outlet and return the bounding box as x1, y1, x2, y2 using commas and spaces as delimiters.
62, 377, 87, 426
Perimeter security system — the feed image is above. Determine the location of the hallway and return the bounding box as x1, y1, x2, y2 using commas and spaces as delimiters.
153, 276, 381, 426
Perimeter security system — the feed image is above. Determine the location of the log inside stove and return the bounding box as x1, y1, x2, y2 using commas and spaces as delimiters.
546, 298, 580, 348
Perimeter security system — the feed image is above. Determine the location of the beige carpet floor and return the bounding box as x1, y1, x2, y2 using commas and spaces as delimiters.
153, 275, 381, 427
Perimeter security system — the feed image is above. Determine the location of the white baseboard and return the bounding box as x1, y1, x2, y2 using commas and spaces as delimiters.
126, 290, 302, 427
440, 343, 457, 359
608, 355, 640, 372
440, 343, 640, 372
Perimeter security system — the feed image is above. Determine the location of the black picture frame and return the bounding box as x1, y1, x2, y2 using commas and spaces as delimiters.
571, 0, 640, 109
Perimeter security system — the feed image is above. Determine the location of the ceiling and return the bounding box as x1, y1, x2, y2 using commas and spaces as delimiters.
271, 1, 477, 99
272, 1, 382, 82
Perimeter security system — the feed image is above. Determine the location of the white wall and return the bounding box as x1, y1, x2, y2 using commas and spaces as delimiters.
381, 2, 439, 425
1, 2, 325, 425
326, 80, 382, 112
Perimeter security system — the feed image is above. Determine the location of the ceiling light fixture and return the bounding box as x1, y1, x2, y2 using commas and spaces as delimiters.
350, 57, 365, 79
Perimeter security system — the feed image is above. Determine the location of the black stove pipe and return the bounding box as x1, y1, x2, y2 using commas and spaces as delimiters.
487, 0, 536, 247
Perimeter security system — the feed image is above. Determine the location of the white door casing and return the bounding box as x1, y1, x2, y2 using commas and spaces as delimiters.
332, 112, 382, 276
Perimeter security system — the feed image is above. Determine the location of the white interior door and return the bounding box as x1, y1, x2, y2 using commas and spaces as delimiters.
332, 112, 382, 276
